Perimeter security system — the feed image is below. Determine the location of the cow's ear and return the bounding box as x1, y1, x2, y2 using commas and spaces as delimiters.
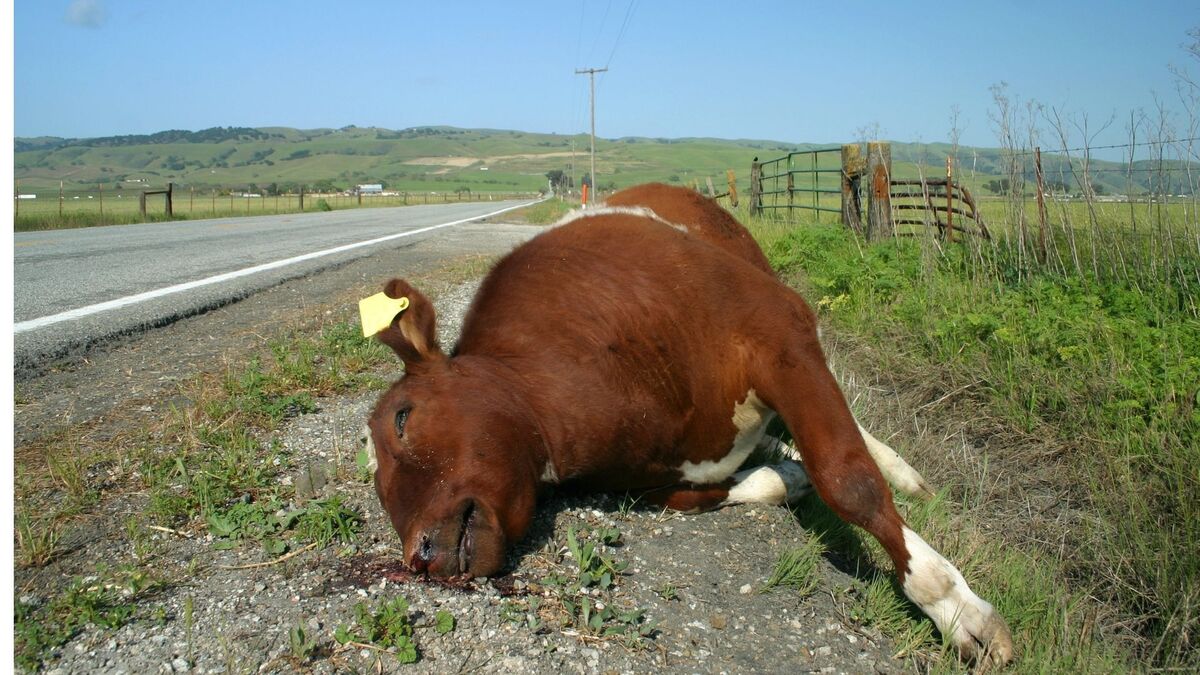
376, 279, 444, 367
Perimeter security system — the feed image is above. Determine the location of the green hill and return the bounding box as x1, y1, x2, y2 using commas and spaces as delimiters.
13, 125, 1192, 197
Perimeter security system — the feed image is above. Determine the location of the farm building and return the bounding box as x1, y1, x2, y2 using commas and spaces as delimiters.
356, 184, 383, 194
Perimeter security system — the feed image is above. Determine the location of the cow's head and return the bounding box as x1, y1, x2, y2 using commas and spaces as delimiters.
366, 279, 541, 578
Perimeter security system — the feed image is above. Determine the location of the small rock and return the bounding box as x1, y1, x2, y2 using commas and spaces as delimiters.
254, 582, 266, 593
739, 584, 752, 594
710, 614, 727, 630
171, 657, 190, 672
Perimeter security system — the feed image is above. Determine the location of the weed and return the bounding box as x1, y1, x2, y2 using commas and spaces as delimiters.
289, 624, 319, 660
47, 448, 99, 515
15, 570, 152, 671
654, 583, 679, 602
561, 597, 657, 647
206, 495, 362, 554
763, 531, 826, 597
762, 220, 1199, 667
334, 596, 419, 664
15, 511, 62, 568
432, 609, 455, 635
565, 526, 627, 590
616, 492, 641, 518
287, 496, 363, 547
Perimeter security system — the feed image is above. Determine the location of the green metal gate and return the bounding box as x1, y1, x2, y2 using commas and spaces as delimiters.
751, 147, 843, 220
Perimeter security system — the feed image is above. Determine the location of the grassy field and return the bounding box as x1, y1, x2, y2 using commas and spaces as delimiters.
18, 124, 1176, 232
743, 198, 1199, 670
13, 189, 540, 232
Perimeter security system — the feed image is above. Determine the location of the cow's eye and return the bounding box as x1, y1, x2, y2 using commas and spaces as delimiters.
395, 408, 411, 436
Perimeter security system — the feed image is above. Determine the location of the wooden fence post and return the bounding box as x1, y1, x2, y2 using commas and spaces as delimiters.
1034, 146, 1047, 263
299, 186, 305, 211
866, 141, 893, 240
166, 182, 173, 218
945, 159, 955, 242
726, 169, 738, 207
59, 180, 64, 219
139, 191, 147, 220
840, 144, 863, 233
99, 183, 103, 219
749, 160, 762, 216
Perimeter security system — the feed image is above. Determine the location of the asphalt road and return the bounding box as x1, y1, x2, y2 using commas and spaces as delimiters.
13, 199, 537, 378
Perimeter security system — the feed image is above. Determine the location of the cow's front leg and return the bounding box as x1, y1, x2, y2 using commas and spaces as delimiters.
753, 324, 1014, 665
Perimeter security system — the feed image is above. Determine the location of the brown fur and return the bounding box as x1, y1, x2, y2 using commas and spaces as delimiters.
366, 183, 1010, 664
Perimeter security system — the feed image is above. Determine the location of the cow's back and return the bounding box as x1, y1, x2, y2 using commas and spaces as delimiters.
605, 182, 772, 275
453, 213, 801, 489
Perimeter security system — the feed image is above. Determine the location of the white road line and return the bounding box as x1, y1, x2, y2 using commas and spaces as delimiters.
14, 200, 541, 334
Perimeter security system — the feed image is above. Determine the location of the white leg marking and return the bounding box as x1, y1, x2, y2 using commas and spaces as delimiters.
771, 422, 935, 499
721, 461, 812, 507
361, 425, 378, 474
540, 459, 559, 484
678, 390, 772, 484
857, 423, 935, 498
901, 527, 1014, 663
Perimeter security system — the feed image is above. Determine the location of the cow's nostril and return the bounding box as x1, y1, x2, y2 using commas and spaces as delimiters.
409, 535, 435, 574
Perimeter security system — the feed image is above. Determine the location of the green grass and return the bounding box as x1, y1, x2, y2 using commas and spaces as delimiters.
145, 320, 391, 526
15, 566, 163, 672
14, 189, 538, 231
753, 211, 1198, 670
763, 531, 826, 597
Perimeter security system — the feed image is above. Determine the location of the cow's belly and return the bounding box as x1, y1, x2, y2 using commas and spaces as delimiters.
675, 390, 774, 485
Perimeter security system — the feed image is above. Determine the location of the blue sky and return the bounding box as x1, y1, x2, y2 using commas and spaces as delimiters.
13, 1, 1200, 151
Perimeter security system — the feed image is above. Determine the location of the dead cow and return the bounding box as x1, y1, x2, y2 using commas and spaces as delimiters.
365, 183, 1014, 665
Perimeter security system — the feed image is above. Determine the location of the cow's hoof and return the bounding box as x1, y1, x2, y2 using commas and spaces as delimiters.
956, 608, 1014, 667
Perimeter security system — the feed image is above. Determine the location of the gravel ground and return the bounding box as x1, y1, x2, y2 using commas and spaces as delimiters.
20, 281, 914, 674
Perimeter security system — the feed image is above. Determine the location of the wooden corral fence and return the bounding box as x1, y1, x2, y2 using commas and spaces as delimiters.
749, 142, 989, 242
140, 182, 173, 220
890, 169, 990, 240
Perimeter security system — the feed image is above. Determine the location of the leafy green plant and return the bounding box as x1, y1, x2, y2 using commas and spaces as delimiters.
334, 597, 419, 664
289, 624, 319, 660
654, 583, 679, 602
206, 495, 362, 554
434, 610, 456, 635
565, 526, 627, 590
561, 597, 656, 647
15, 571, 151, 671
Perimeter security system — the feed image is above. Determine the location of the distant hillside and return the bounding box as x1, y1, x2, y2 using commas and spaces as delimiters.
14, 125, 1194, 196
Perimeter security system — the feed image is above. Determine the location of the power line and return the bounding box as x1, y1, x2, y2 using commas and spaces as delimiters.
603, 0, 638, 70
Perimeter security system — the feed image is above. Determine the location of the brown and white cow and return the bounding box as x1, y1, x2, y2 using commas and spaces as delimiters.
365, 183, 1014, 664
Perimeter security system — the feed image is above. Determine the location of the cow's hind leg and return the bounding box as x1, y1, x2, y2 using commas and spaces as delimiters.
643, 460, 812, 513
753, 325, 1014, 665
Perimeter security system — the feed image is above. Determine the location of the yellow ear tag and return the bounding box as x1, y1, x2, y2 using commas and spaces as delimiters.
359, 293, 411, 337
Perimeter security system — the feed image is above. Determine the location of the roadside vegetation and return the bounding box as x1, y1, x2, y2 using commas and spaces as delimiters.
745, 194, 1198, 670
14, 315, 393, 669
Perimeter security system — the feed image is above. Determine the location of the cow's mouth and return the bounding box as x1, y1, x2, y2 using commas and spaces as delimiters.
457, 501, 476, 575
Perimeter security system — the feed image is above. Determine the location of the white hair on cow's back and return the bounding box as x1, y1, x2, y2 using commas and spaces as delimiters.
554, 205, 688, 233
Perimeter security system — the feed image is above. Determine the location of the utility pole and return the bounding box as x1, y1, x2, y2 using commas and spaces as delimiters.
575, 67, 607, 205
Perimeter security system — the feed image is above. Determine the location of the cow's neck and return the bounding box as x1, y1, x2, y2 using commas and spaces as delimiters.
455, 353, 555, 486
